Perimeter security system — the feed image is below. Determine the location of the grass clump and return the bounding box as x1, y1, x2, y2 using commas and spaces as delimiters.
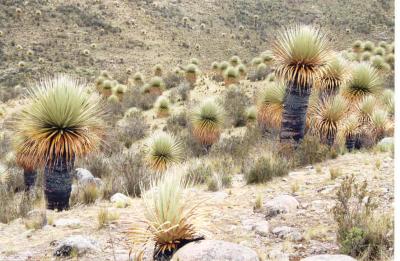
97, 208, 119, 229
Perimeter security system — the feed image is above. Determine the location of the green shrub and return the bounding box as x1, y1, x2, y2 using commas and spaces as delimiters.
246, 154, 289, 184
186, 161, 212, 184
332, 175, 393, 260
294, 135, 330, 166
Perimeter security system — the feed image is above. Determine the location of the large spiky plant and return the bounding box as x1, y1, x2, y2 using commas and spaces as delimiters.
127, 168, 208, 260
339, 114, 360, 151
273, 25, 331, 143
316, 55, 349, 96
190, 99, 224, 148
146, 132, 183, 173
257, 81, 286, 130
340, 63, 382, 102
15, 75, 105, 210
308, 95, 348, 146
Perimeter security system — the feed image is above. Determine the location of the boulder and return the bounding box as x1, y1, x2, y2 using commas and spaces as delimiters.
264, 195, 299, 219
110, 193, 131, 207
54, 235, 99, 257
75, 168, 102, 187
301, 254, 356, 261
272, 226, 303, 241
171, 240, 260, 261
253, 220, 270, 237
54, 218, 81, 228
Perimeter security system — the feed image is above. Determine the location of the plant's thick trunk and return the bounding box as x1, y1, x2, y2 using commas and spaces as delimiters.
280, 82, 312, 144
44, 157, 74, 211
325, 132, 335, 147
23, 168, 37, 191
345, 136, 356, 151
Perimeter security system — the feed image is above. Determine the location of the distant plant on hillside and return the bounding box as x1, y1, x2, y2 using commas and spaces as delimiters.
363, 41, 375, 52
229, 55, 241, 67
155, 96, 170, 118
185, 63, 199, 86
223, 66, 239, 86
352, 40, 363, 53
133, 72, 144, 87
143, 77, 165, 95
153, 64, 163, 77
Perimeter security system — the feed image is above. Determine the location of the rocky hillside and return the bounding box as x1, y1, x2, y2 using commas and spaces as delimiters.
0, 0, 394, 90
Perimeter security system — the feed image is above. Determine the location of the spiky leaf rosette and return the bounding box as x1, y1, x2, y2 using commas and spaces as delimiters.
15, 75, 105, 169
380, 89, 394, 116
272, 25, 331, 87
257, 81, 286, 129
219, 61, 229, 72
190, 58, 199, 65
190, 99, 224, 146
340, 63, 382, 102
369, 109, 391, 140
127, 167, 209, 254
251, 57, 262, 66
356, 95, 376, 124
146, 132, 183, 173
308, 95, 347, 142
245, 106, 257, 123
155, 96, 170, 117
338, 114, 360, 144
316, 55, 349, 93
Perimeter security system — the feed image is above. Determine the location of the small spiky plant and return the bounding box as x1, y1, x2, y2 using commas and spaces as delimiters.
266, 73, 276, 82
146, 132, 184, 173
102, 80, 114, 97
257, 81, 286, 130
352, 40, 363, 53
185, 63, 199, 86
356, 95, 376, 124
361, 51, 372, 61
190, 58, 199, 66
190, 99, 224, 148
371, 56, 391, 71
211, 61, 219, 71
363, 41, 375, 52
218, 61, 229, 74
308, 95, 348, 146
256, 63, 267, 79
153, 64, 163, 77
251, 57, 262, 66
133, 72, 144, 86
15, 75, 105, 210
245, 106, 257, 125
273, 25, 331, 143
339, 114, 360, 151
114, 84, 126, 101
223, 66, 239, 86
82, 49, 90, 56
107, 94, 119, 104
229, 56, 241, 67
18, 61, 26, 68
182, 16, 189, 26
374, 47, 385, 56
340, 63, 382, 102
127, 168, 207, 259
369, 109, 390, 142
380, 89, 394, 117
261, 50, 273, 65
378, 41, 387, 49
385, 54, 395, 68
155, 96, 170, 118
237, 64, 247, 79
144, 77, 165, 95
316, 55, 349, 96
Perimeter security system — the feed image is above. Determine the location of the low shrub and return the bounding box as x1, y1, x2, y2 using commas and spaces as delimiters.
165, 111, 187, 135
245, 154, 289, 184
294, 135, 331, 166
223, 86, 251, 127
332, 175, 393, 260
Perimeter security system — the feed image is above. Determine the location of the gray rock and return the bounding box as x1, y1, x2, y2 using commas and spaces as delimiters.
272, 226, 303, 241
378, 137, 394, 146
25, 209, 47, 228
54, 235, 99, 257
75, 168, 102, 187
253, 221, 270, 236
171, 240, 260, 261
264, 195, 299, 218
267, 249, 290, 261
301, 254, 356, 261
54, 218, 81, 227
110, 193, 130, 204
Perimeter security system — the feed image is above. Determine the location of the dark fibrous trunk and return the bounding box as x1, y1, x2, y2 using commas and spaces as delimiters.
44, 156, 74, 211
345, 135, 356, 151
23, 168, 37, 191
280, 81, 312, 144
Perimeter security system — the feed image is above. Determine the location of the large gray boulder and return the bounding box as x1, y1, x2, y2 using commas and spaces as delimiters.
172, 240, 260, 261
264, 195, 299, 219
301, 254, 356, 261
75, 168, 102, 187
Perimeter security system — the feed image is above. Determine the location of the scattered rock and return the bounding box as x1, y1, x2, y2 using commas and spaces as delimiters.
110, 193, 130, 207
172, 240, 260, 261
54, 235, 99, 257
75, 168, 102, 187
263, 195, 299, 219
253, 220, 270, 236
54, 218, 81, 228
272, 226, 303, 241
25, 209, 47, 228
301, 254, 356, 261
267, 249, 290, 261
378, 137, 394, 147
